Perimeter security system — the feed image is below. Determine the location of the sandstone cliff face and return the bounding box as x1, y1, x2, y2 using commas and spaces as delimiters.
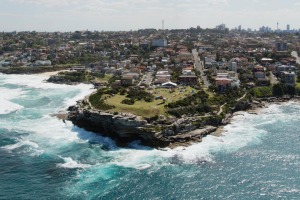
67, 103, 217, 148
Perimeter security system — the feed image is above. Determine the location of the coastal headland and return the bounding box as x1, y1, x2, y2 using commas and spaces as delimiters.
65, 89, 269, 148
1, 29, 300, 148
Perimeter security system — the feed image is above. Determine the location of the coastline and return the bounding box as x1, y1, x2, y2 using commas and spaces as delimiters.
66, 95, 278, 148
2, 71, 298, 148
36, 70, 68, 77
213, 96, 300, 138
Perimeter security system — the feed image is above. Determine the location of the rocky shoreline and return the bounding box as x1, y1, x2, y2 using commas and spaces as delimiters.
67, 102, 218, 148
65, 95, 289, 148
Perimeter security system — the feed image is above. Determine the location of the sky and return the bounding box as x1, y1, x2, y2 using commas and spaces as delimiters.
1, 0, 300, 32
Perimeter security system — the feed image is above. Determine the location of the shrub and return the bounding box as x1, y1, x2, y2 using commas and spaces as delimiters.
89, 91, 114, 110
121, 98, 135, 105
250, 86, 272, 98
126, 88, 154, 102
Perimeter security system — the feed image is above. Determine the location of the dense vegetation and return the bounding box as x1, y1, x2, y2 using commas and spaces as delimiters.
89, 90, 115, 110
166, 90, 211, 117
126, 88, 154, 102
249, 86, 273, 98
0, 65, 71, 74
55, 71, 94, 82
249, 83, 298, 97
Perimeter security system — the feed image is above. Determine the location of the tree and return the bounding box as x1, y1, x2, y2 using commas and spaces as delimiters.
272, 83, 285, 96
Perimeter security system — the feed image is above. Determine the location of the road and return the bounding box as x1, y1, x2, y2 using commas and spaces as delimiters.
291, 51, 300, 65
269, 71, 279, 85
138, 72, 153, 86
192, 49, 209, 88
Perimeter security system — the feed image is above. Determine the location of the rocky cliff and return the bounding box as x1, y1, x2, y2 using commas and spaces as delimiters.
67, 101, 217, 148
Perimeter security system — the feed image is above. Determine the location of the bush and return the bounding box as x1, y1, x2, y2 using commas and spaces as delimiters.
250, 86, 272, 98
89, 90, 114, 110
119, 88, 126, 95
145, 115, 159, 122
166, 91, 209, 109
121, 98, 135, 105
126, 88, 154, 102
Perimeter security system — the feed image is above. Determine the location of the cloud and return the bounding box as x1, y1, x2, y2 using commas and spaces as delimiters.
9, 0, 80, 7
3, 0, 300, 31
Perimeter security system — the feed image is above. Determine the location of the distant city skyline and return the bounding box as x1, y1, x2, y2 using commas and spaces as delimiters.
1, 0, 300, 32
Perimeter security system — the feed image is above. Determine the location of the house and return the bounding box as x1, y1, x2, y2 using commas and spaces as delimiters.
216, 79, 232, 92
261, 58, 273, 66
204, 57, 217, 69
35, 60, 51, 66
254, 72, 266, 79
254, 71, 270, 86
156, 70, 171, 79
276, 65, 296, 76
256, 77, 270, 86
70, 66, 86, 72
228, 61, 237, 72
161, 81, 177, 88
121, 72, 139, 86
275, 42, 288, 51
178, 74, 198, 85
121, 76, 134, 86
154, 77, 170, 84
161, 57, 169, 63
254, 65, 265, 72
151, 39, 167, 47
281, 71, 296, 86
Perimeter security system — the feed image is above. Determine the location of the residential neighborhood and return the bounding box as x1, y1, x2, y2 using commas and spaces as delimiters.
1, 27, 300, 101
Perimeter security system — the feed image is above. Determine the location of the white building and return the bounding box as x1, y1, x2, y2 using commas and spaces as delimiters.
151, 39, 167, 47
282, 71, 296, 86
229, 61, 237, 72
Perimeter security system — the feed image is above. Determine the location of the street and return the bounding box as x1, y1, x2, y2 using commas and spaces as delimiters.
269, 71, 279, 85
192, 49, 210, 88
138, 72, 153, 86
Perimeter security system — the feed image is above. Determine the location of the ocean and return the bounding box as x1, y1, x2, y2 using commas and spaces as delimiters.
1, 73, 300, 199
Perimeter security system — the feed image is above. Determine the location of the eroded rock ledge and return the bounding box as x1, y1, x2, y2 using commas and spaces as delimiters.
67, 101, 218, 148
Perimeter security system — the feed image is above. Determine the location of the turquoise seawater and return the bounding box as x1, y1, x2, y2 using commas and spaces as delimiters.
1, 73, 300, 199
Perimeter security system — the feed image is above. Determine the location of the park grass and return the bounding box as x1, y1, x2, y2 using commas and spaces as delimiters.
104, 86, 196, 118
203, 88, 215, 99
95, 74, 112, 82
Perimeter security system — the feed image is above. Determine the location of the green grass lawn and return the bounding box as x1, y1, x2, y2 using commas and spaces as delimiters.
203, 88, 215, 99
104, 86, 196, 118
94, 74, 113, 82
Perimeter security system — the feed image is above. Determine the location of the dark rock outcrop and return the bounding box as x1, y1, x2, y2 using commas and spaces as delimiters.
232, 101, 252, 112
67, 102, 217, 148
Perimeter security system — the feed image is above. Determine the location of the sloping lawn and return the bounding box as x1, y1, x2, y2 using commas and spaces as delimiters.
104, 86, 196, 118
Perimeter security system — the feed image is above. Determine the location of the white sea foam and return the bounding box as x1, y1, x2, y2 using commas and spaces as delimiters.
0, 73, 281, 170
136, 164, 152, 170
2, 139, 39, 151
162, 112, 268, 164
107, 111, 270, 168
63, 83, 95, 107
0, 73, 89, 90
0, 87, 27, 99
0, 99, 24, 114
0, 87, 26, 114
84, 111, 269, 169
57, 157, 91, 169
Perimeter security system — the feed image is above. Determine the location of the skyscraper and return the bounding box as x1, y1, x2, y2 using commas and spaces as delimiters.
287, 24, 290, 31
